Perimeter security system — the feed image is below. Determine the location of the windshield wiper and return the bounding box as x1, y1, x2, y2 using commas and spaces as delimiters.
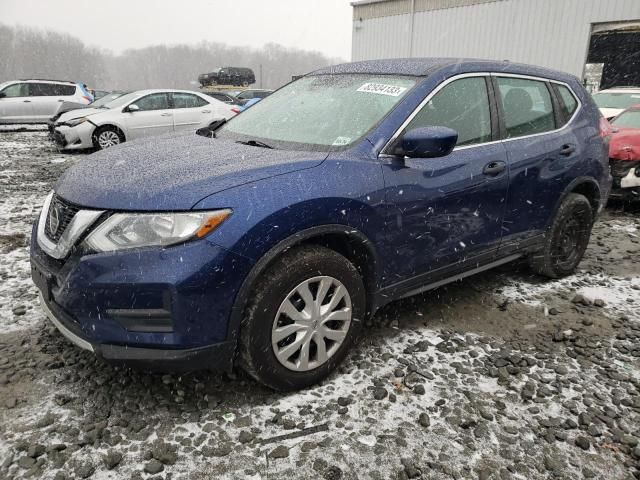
236, 139, 273, 149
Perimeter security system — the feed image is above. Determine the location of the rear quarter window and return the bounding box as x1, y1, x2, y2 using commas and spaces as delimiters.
554, 84, 579, 124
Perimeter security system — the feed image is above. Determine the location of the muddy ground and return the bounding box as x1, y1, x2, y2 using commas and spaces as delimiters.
0, 130, 639, 480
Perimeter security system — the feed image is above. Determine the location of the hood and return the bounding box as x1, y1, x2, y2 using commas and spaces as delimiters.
55, 101, 87, 117
57, 107, 104, 123
55, 132, 327, 210
600, 107, 623, 120
610, 127, 640, 161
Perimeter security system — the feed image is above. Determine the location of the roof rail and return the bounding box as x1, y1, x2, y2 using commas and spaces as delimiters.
18, 79, 77, 84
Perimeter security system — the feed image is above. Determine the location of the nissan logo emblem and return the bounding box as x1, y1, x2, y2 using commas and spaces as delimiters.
48, 204, 61, 235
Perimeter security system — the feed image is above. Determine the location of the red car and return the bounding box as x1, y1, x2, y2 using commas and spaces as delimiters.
609, 104, 640, 200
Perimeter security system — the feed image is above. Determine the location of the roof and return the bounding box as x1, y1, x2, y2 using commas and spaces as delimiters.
310, 58, 577, 83
18, 79, 77, 84
312, 58, 466, 76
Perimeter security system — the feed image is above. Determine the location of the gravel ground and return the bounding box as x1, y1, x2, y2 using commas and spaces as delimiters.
1, 131, 639, 480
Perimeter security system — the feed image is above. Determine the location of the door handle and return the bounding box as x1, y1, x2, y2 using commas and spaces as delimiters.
483, 161, 506, 176
23, 100, 31, 103
201, 110, 211, 113
559, 144, 576, 156
160, 113, 172, 117
58, 99, 64, 102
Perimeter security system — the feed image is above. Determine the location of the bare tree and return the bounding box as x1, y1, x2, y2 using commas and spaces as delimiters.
0, 24, 343, 91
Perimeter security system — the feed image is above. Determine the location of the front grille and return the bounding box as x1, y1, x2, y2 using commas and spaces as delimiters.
45, 195, 80, 242
610, 159, 640, 178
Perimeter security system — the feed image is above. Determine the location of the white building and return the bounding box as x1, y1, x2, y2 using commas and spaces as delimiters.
351, 0, 640, 89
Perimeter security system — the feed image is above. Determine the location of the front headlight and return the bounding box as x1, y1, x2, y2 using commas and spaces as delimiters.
66, 117, 88, 127
84, 210, 232, 252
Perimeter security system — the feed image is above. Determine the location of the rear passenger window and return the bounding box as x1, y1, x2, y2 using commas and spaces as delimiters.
30, 83, 59, 96
555, 84, 578, 122
497, 77, 555, 138
173, 93, 208, 108
404, 77, 492, 147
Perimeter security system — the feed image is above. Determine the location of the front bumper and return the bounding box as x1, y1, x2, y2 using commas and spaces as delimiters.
30, 218, 253, 371
609, 159, 640, 200
39, 293, 237, 370
53, 122, 96, 150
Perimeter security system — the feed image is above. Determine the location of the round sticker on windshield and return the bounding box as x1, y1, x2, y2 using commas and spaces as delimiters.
357, 83, 408, 97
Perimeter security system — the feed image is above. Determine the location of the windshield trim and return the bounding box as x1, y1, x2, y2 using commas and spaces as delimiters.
218, 73, 424, 153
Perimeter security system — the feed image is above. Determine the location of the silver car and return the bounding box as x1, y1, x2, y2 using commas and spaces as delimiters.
0, 79, 93, 124
52, 89, 237, 150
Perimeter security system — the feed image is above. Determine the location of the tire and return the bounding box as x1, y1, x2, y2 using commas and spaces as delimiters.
242, 81, 249, 87
239, 245, 366, 391
529, 193, 593, 278
93, 125, 124, 150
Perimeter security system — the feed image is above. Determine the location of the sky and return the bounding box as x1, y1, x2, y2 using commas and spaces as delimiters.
0, 0, 354, 60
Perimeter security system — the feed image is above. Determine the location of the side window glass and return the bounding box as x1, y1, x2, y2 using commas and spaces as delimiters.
134, 93, 170, 111
1, 83, 29, 97
173, 93, 207, 108
497, 77, 555, 138
55, 84, 77, 96
30, 83, 58, 96
556, 84, 578, 122
404, 77, 492, 147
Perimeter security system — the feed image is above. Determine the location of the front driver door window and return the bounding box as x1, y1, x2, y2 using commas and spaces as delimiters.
380, 76, 509, 285
124, 93, 173, 139
0, 83, 34, 121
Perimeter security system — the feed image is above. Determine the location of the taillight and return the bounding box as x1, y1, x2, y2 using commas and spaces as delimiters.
231, 108, 241, 114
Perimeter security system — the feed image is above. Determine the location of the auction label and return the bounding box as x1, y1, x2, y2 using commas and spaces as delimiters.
357, 83, 407, 97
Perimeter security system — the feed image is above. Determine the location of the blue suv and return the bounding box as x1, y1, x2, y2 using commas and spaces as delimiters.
31, 59, 611, 390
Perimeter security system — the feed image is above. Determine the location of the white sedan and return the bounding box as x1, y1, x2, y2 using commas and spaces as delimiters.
53, 89, 237, 150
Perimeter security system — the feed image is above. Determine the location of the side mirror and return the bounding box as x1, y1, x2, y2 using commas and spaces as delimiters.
126, 104, 140, 113
0, 92, 6, 99
399, 126, 458, 158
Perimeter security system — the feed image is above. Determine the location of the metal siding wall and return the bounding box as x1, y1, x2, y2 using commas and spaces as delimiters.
352, 0, 640, 78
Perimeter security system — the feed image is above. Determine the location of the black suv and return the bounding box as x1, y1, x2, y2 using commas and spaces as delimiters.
198, 67, 255, 87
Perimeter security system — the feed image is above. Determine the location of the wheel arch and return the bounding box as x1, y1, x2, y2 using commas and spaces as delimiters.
549, 177, 601, 228
92, 123, 126, 145
226, 224, 379, 348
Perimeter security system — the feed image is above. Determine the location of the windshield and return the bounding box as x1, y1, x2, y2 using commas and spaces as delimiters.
102, 92, 145, 109
612, 110, 640, 128
90, 92, 128, 108
593, 91, 640, 109
218, 74, 417, 150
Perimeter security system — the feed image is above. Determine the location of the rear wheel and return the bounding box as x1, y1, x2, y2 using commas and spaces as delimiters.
93, 125, 124, 150
529, 193, 593, 278
239, 246, 366, 391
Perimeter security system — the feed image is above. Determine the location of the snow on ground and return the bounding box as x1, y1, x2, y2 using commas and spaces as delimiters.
1, 130, 639, 480
500, 271, 640, 321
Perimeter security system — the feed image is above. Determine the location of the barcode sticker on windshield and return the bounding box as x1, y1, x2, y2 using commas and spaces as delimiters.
332, 136, 351, 146
357, 83, 407, 97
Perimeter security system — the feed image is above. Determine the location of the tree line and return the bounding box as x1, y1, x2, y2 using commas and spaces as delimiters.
0, 24, 342, 90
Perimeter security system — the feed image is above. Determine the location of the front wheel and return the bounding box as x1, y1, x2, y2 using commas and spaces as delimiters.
529, 193, 593, 278
93, 125, 124, 150
238, 246, 366, 391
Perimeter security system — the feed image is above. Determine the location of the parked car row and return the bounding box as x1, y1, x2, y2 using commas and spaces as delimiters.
0, 78, 273, 150
52, 89, 237, 150
30, 58, 614, 390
